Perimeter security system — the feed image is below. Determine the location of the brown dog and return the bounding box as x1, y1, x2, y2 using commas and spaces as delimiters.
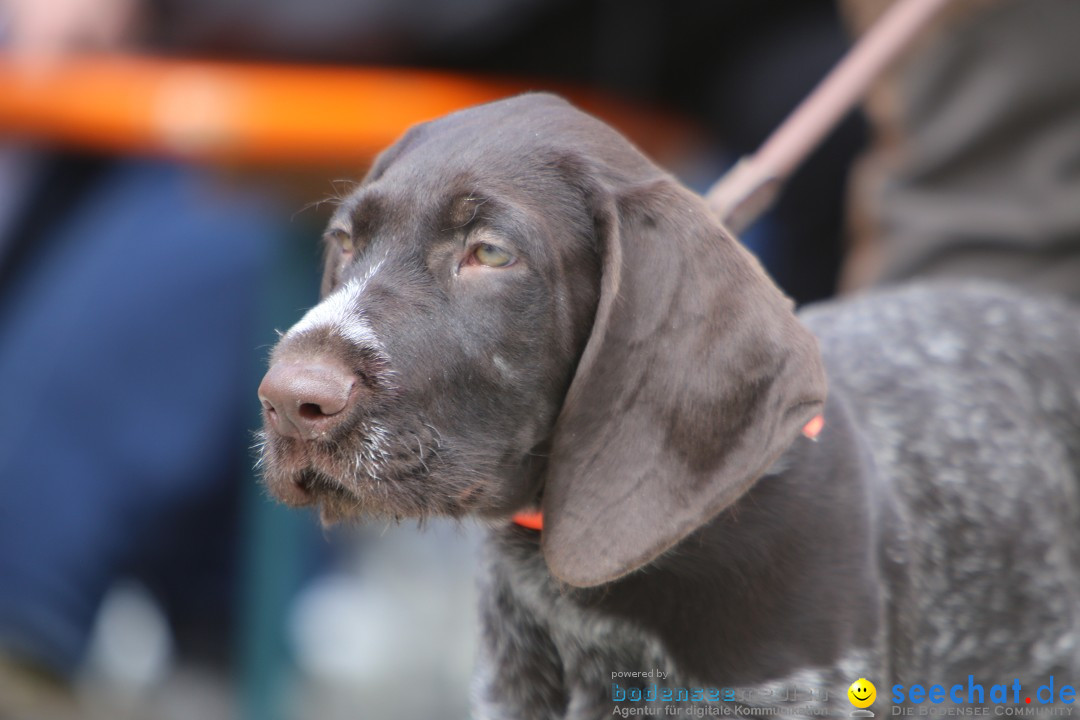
258, 94, 1080, 717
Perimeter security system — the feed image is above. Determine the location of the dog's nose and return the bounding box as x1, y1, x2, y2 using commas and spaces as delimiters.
258, 358, 357, 440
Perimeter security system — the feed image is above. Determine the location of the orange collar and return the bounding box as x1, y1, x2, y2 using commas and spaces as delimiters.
509, 510, 545, 531
510, 413, 824, 532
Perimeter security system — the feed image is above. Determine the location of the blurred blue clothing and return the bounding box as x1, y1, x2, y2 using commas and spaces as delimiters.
0, 157, 281, 675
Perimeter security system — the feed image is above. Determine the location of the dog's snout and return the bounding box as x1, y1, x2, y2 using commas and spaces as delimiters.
259, 357, 358, 440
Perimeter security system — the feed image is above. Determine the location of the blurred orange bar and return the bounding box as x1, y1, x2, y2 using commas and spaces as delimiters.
0, 54, 689, 166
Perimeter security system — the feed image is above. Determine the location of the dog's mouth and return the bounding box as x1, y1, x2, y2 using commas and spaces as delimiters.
256, 427, 394, 517
259, 450, 415, 524
255, 437, 355, 499
255, 419, 492, 522
292, 467, 367, 524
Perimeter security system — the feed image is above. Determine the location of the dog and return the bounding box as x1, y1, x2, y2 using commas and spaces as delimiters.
256, 93, 1080, 717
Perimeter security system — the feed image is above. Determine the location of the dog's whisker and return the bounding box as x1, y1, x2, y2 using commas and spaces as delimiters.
328, 178, 359, 197
291, 196, 343, 222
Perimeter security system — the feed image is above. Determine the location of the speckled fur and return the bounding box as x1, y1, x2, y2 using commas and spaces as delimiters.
800, 282, 1080, 684
474, 281, 1080, 718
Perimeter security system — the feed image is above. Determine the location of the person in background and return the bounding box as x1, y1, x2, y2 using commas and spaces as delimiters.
840, 0, 1080, 302
0, 0, 294, 715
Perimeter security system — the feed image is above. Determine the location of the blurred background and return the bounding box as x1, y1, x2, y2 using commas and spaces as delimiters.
0, 0, 1076, 718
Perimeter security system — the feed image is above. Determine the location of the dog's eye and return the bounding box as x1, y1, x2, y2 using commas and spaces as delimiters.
472, 243, 514, 268
329, 228, 354, 254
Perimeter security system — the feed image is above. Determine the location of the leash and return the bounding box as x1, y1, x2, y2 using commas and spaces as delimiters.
705, 0, 953, 234
512, 413, 825, 532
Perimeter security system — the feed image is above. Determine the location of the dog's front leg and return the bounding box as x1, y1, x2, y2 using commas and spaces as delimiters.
471, 589, 568, 719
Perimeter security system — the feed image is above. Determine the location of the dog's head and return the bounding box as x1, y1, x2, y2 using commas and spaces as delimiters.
258, 93, 826, 587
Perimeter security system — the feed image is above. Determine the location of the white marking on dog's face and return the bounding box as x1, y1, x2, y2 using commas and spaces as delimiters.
286, 260, 386, 352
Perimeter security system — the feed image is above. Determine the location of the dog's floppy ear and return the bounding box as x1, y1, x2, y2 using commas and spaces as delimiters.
540, 178, 827, 588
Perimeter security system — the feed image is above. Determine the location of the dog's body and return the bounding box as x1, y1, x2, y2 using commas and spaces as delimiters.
257, 94, 1080, 717
475, 282, 1080, 717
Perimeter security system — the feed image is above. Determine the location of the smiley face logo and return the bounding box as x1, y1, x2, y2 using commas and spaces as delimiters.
848, 678, 876, 708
